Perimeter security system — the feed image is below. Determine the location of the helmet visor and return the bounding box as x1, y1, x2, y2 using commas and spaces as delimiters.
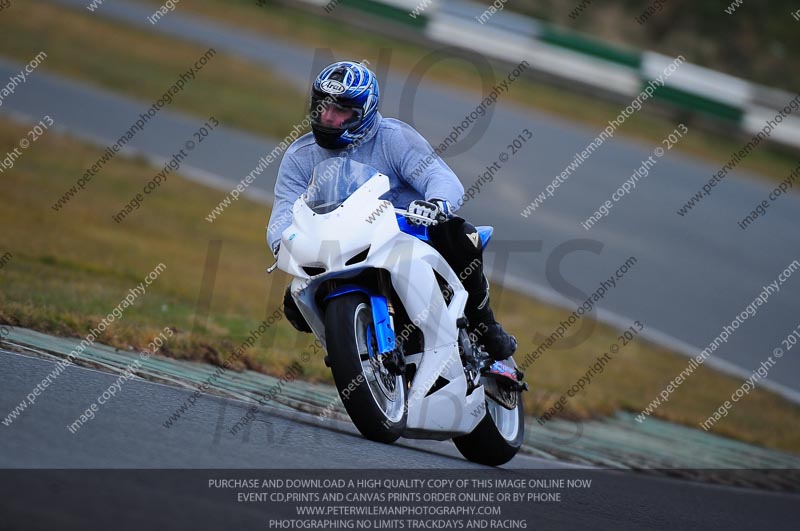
311, 96, 363, 131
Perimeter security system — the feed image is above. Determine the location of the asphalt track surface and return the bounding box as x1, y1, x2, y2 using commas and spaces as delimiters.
2, 349, 799, 531
6, 1, 798, 399
3, 3, 799, 529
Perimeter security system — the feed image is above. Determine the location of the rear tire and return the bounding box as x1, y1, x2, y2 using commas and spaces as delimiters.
453, 393, 524, 466
325, 294, 407, 443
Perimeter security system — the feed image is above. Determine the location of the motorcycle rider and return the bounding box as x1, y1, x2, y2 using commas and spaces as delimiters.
266, 60, 516, 362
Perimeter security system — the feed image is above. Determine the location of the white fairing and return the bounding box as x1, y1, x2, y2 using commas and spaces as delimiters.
277, 167, 485, 439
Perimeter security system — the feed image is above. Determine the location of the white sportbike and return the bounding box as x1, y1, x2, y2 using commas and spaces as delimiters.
272, 157, 526, 466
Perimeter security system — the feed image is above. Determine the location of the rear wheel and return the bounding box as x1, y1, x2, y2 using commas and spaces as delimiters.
453, 375, 524, 466
325, 294, 406, 443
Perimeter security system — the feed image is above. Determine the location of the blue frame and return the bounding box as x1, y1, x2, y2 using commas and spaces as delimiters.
396, 213, 429, 241
324, 285, 396, 355
477, 225, 493, 248
397, 213, 492, 249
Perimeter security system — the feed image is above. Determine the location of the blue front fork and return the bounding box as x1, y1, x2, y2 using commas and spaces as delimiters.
324, 286, 396, 355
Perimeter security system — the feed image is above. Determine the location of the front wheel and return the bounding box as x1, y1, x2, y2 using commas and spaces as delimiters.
453, 383, 524, 466
325, 294, 407, 443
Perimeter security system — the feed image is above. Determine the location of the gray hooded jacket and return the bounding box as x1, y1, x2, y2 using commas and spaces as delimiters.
266, 112, 464, 253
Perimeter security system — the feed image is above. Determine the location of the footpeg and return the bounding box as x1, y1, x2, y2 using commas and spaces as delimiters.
482, 362, 529, 394
483, 361, 517, 380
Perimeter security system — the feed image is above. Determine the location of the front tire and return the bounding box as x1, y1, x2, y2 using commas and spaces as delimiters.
325, 294, 407, 443
453, 390, 524, 466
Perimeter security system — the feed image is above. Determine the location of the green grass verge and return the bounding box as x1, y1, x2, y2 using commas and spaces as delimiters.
0, 1, 306, 139
1, 117, 798, 453
149, 0, 800, 186
2, 1, 797, 189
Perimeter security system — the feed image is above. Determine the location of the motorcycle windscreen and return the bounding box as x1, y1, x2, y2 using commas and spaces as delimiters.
303, 157, 379, 214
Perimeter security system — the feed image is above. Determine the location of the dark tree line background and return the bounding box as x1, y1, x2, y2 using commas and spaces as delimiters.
506, 0, 798, 92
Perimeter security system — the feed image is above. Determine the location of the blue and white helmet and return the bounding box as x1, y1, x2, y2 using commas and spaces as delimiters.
310, 61, 380, 149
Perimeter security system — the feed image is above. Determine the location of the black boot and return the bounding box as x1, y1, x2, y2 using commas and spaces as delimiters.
426, 218, 516, 360
465, 276, 517, 361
